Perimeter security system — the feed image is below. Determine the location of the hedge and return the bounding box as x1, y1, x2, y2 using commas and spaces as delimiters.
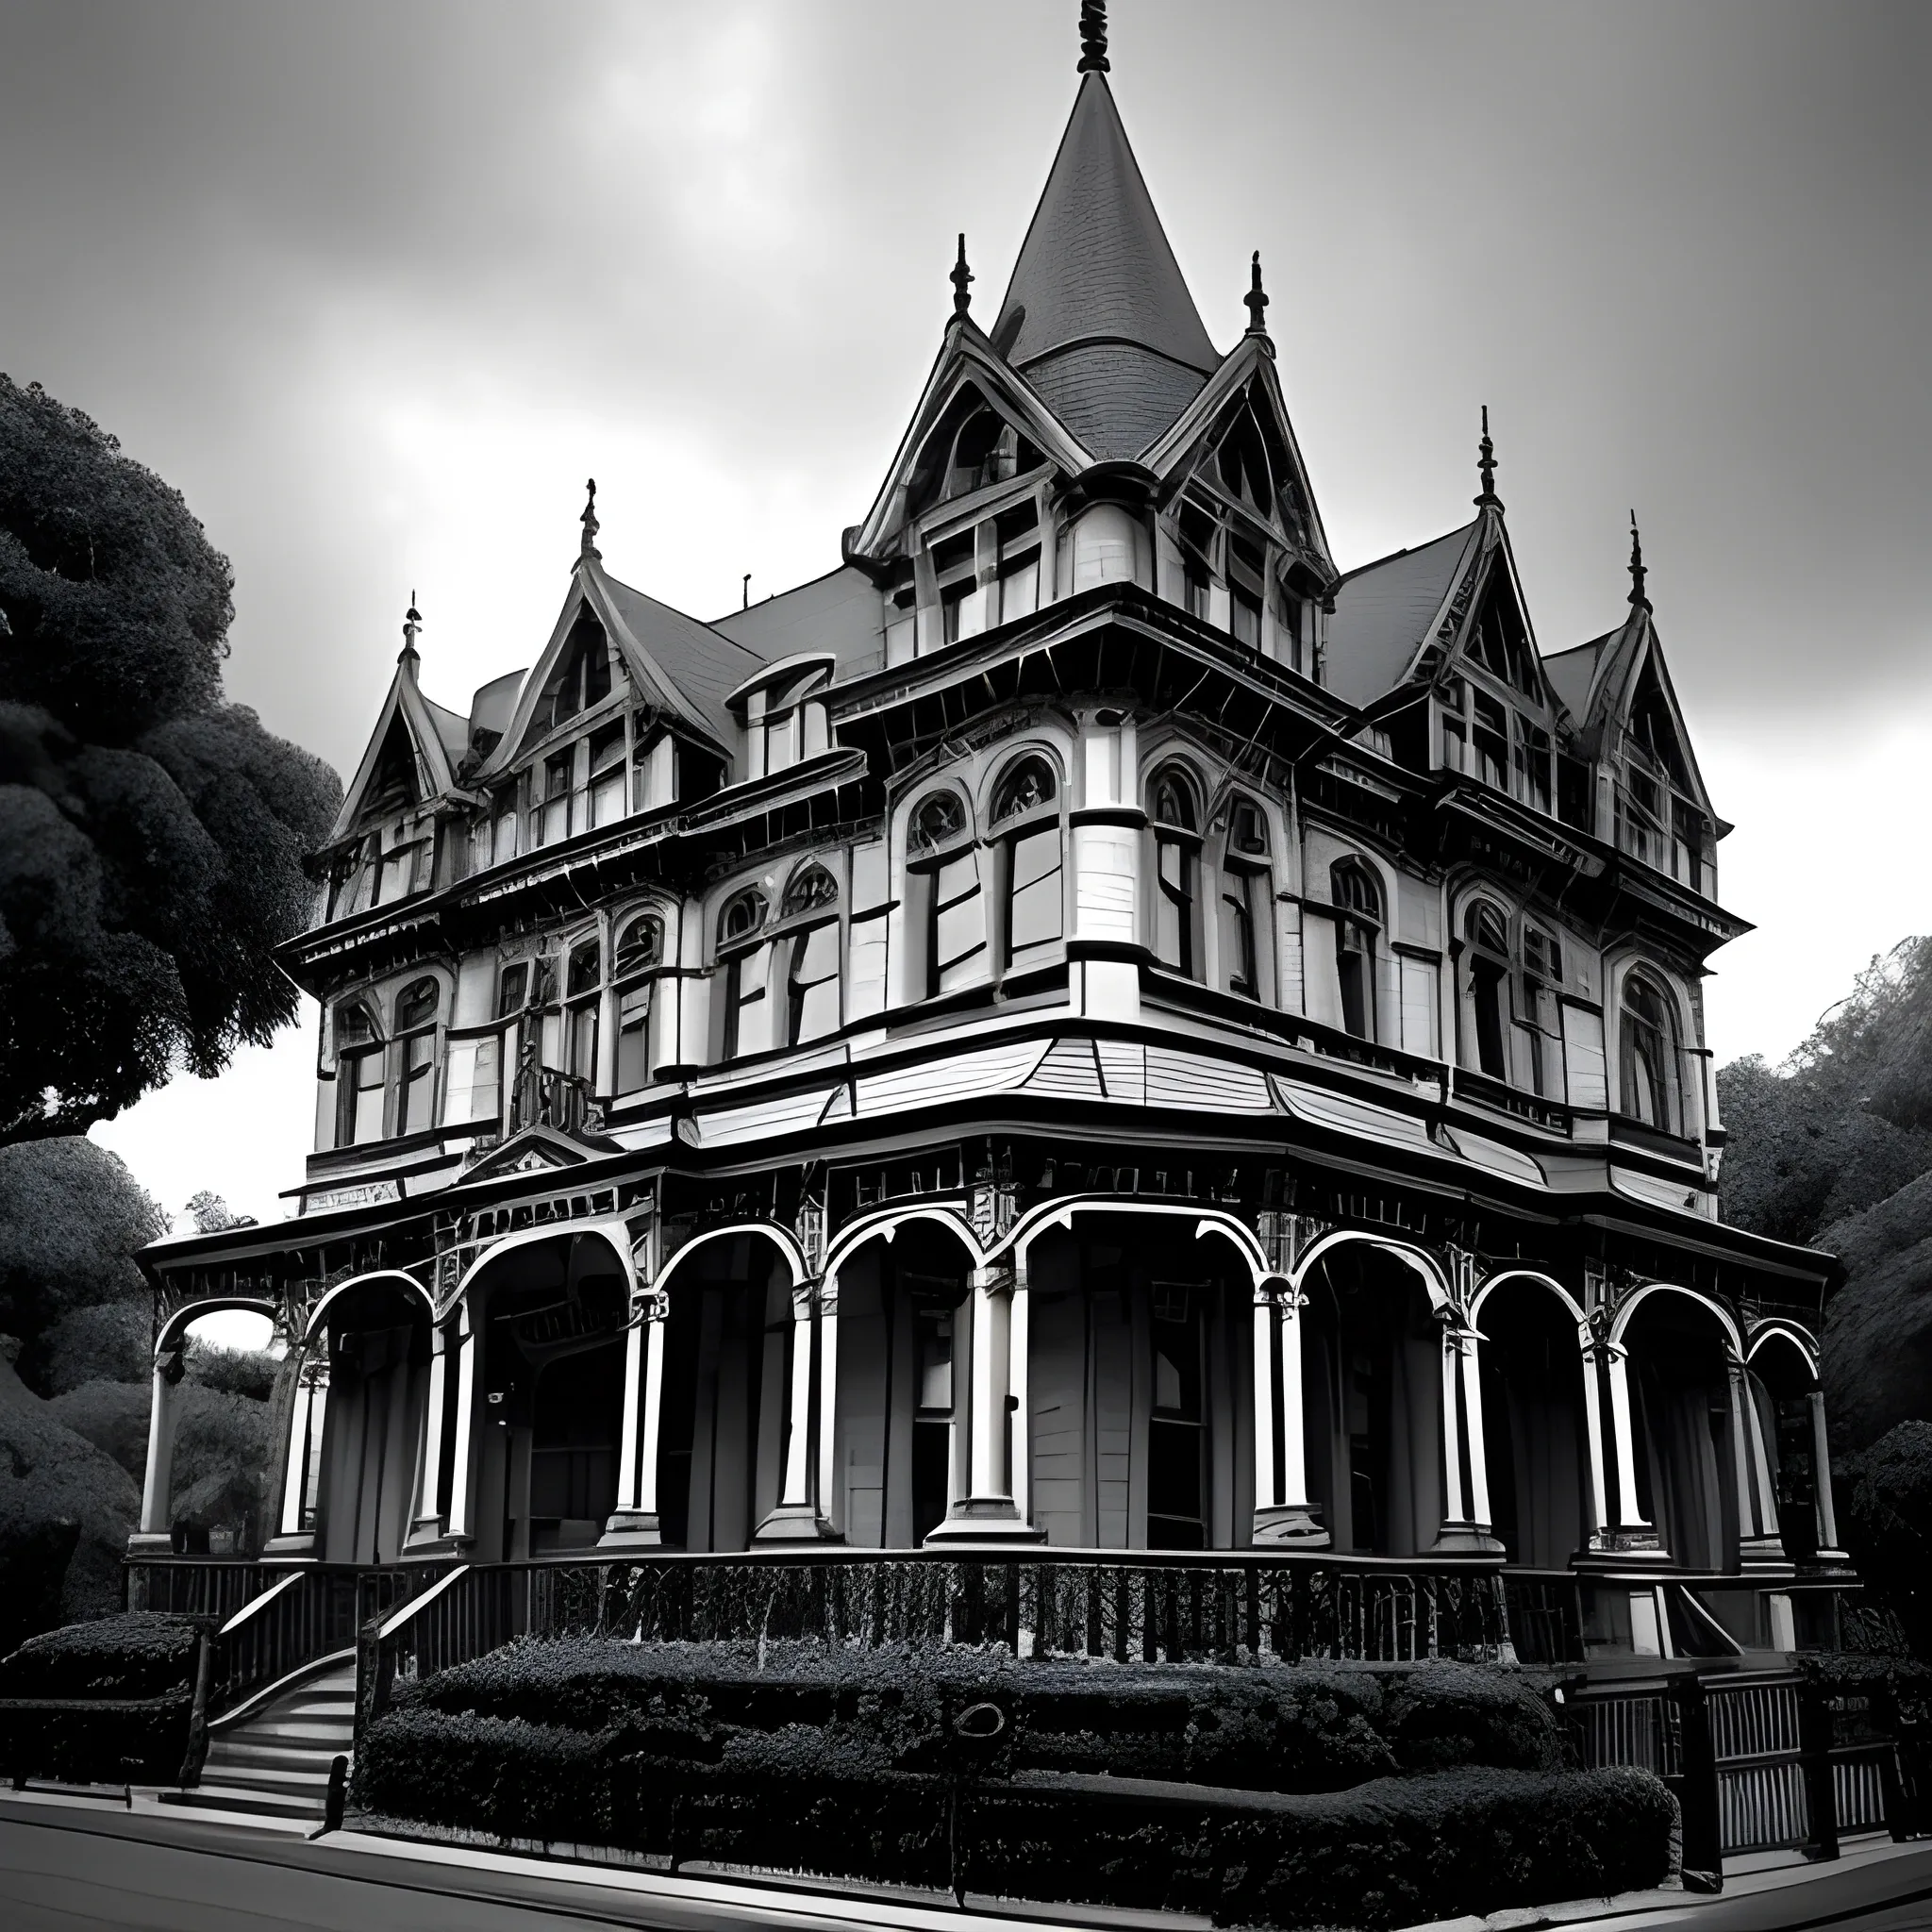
353, 1640, 1672, 1925
0, 1611, 204, 1785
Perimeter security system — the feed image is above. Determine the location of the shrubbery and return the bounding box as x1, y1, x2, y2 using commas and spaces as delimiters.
355, 1639, 1668, 1925
0, 1610, 203, 1785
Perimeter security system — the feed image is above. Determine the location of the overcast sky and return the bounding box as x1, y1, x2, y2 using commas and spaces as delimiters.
2, 0, 1924, 1226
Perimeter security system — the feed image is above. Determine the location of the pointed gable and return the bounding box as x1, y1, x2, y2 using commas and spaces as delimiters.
1324, 521, 1481, 707
327, 651, 462, 844
991, 71, 1218, 459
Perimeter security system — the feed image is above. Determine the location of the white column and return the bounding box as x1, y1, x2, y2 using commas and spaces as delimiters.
1439, 1324, 1467, 1524
1732, 1351, 1788, 1568
134, 1353, 181, 1545
1251, 1280, 1326, 1546
1251, 1292, 1277, 1513
1606, 1346, 1649, 1530
275, 1370, 314, 1540
1810, 1390, 1843, 1556
408, 1326, 449, 1540
601, 1291, 668, 1547
1580, 1334, 1610, 1539
815, 1278, 841, 1523
444, 1307, 479, 1543
1007, 1271, 1029, 1524
926, 1262, 1042, 1542
1457, 1333, 1493, 1528
754, 1280, 839, 1541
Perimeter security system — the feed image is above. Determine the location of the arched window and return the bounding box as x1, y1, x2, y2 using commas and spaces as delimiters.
564, 939, 601, 1088
1220, 798, 1270, 1000
334, 998, 386, 1145
991, 756, 1062, 969
1464, 903, 1510, 1081
718, 889, 770, 1060
613, 912, 663, 1093
1621, 972, 1681, 1132
907, 791, 983, 998
1521, 926, 1564, 1099
780, 864, 841, 1045
1331, 862, 1382, 1041
393, 977, 440, 1134
1150, 767, 1202, 978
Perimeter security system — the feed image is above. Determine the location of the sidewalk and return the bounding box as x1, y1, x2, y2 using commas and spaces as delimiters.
7, 1787, 1932, 1932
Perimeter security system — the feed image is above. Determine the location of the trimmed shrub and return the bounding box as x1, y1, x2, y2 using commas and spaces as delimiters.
354, 1638, 1672, 1923
0, 1611, 203, 1785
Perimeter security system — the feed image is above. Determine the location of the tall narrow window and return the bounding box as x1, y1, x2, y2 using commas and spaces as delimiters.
1331, 862, 1382, 1041
564, 939, 601, 1087
1150, 768, 1201, 978
718, 890, 770, 1060
908, 791, 984, 998
991, 757, 1062, 970
335, 1000, 386, 1145
588, 723, 626, 828
1220, 799, 1270, 1000
780, 864, 841, 1045
1465, 903, 1510, 1080
613, 912, 662, 1094
393, 977, 440, 1135
534, 751, 573, 847
1621, 973, 1680, 1132
1522, 928, 1564, 1098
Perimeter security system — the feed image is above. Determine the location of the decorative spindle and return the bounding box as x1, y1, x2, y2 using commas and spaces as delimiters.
1244, 251, 1271, 348
951, 234, 974, 318
1474, 406, 1501, 508
1628, 510, 1651, 611
1077, 0, 1109, 74
579, 477, 601, 563
399, 592, 422, 664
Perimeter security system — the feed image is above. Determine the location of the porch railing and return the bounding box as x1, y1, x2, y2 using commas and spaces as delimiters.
357, 1550, 1512, 1734
125, 1557, 272, 1624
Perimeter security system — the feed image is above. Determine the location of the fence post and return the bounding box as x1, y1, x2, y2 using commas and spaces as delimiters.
1672, 1675, 1724, 1893
176, 1630, 213, 1788
1878, 1674, 1927, 1841
1798, 1678, 1840, 1861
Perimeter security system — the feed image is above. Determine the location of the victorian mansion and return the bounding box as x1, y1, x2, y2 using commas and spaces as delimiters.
135, 12, 1845, 1674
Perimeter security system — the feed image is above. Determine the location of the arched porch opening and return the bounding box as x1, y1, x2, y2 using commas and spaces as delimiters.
1750, 1327, 1824, 1563
1622, 1290, 1741, 1573
308, 1276, 430, 1566
1474, 1276, 1590, 1569
654, 1230, 797, 1552
1024, 1210, 1251, 1550
831, 1217, 975, 1547
463, 1232, 629, 1560
1301, 1241, 1442, 1557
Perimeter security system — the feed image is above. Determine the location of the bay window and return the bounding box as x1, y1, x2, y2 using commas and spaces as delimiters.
1149, 768, 1202, 978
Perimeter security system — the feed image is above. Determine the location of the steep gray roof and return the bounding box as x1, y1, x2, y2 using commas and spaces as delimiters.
1324, 521, 1479, 706
1542, 630, 1613, 723
601, 571, 765, 748
711, 566, 883, 676
992, 72, 1217, 458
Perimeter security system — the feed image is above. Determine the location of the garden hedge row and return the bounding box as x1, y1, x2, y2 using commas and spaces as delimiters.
0, 1611, 203, 1784
354, 1640, 1674, 1925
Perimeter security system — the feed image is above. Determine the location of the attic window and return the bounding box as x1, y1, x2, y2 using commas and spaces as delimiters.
545, 616, 613, 730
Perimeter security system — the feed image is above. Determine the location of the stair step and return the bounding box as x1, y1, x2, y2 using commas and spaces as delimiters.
199, 1760, 336, 1792
206, 1746, 343, 1777
167, 1782, 322, 1821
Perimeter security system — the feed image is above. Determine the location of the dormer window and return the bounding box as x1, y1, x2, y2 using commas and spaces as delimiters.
733, 659, 832, 781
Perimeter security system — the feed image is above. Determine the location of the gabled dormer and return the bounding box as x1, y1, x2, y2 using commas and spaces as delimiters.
319, 601, 469, 923
1546, 522, 1724, 897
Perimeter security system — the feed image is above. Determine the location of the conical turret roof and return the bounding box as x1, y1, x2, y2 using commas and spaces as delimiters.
992, 70, 1219, 458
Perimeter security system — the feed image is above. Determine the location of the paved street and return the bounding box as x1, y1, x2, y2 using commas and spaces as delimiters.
7, 1791, 1932, 1932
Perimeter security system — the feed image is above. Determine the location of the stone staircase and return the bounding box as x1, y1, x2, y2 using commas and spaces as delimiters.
171, 1650, 356, 1824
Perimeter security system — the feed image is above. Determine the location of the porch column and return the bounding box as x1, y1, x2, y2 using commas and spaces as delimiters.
816, 1275, 841, 1524
443, 1305, 479, 1545
1731, 1349, 1790, 1572
129, 1344, 185, 1553
926, 1261, 1043, 1542
755, 1280, 840, 1541
406, 1324, 449, 1544
1582, 1340, 1667, 1561
1809, 1391, 1848, 1561
1578, 1327, 1610, 1542
1252, 1280, 1326, 1545
263, 1357, 328, 1556
601, 1289, 666, 1548
1431, 1323, 1503, 1555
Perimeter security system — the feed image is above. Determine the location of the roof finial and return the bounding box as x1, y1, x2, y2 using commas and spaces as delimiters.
1628, 508, 1651, 612
951, 233, 974, 318
399, 591, 422, 666
1243, 251, 1273, 354
1077, 0, 1109, 74
1474, 405, 1501, 508
578, 477, 601, 564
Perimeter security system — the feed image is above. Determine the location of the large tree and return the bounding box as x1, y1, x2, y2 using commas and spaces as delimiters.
0, 374, 341, 1141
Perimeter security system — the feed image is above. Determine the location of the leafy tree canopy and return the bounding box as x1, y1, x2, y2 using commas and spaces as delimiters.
1717, 939, 1932, 1244
0, 1136, 167, 1391
0, 374, 341, 1141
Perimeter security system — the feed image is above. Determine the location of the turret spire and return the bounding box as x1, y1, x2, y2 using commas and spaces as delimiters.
1077, 0, 1109, 74
399, 591, 421, 666
1628, 509, 1651, 612
578, 477, 601, 565
1474, 405, 1501, 509
1244, 250, 1273, 356
951, 233, 974, 318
